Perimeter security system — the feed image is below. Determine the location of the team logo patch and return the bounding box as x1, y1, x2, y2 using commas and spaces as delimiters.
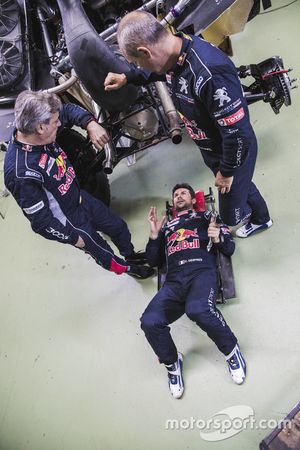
46, 157, 55, 176
53, 153, 67, 181
179, 113, 208, 141
23, 200, 44, 214
195, 76, 204, 96
220, 225, 230, 235
213, 98, 242, 118
213, 87, 231, 107
24, 170, 43, 181
177, 52, 187, 66
179, 77, 188, 94
166, 228, 200, 256
166, 74, 172, 84
21, 144, 32, 152
39, 153, 48, 169
217, 107, 245, 126
58, 167, 76, 195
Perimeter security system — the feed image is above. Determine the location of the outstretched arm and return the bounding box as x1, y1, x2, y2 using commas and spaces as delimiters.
104, 66, 165, 91
59, 103, 109, 150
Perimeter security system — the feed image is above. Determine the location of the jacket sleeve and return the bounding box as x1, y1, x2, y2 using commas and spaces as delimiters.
125, 65, 166, 86
198, 64, 254, 177
145, 232, 165, 267
58, 103, 96, 130
10, 176, 79, 245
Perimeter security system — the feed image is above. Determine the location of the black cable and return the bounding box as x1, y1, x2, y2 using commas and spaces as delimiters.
260, 0, 298, 14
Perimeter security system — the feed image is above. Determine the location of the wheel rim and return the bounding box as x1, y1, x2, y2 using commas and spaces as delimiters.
0, 0, 20, 36
0, 39, 22, 89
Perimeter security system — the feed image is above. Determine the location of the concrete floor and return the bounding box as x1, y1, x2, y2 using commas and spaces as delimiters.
0, 1, 300, 449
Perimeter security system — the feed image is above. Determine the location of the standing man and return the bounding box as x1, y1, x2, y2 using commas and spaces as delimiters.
141, 183, 246, 399
4, 90, 153, 279
104, 11, 272, 237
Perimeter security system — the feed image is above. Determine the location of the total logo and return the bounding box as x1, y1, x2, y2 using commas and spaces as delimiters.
217, 107, 245, 127
167, 228, 199, 256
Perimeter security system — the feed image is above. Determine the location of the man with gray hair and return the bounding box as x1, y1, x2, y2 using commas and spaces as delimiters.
4, 90, 153, 278
104, 11, 272, 238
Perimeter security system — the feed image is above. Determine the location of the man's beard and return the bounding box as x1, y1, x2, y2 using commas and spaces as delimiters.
175, 201, 193, 212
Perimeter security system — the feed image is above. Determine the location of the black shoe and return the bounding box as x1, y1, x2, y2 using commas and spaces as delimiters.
125, 251, 147, 265
126, 264, 155, 279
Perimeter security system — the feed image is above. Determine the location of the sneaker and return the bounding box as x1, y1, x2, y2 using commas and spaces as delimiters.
165, 352, 184, 399
225, 344, 246, 385
235, 219, 273, 238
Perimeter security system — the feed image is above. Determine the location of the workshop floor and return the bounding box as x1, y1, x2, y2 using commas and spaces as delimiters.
1, 1, 300, 449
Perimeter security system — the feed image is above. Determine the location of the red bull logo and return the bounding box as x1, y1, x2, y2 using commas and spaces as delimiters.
167, 228, 199, 256
58, 167, 76, 195
178, 113, 208, 141
167, 228, 198, 243
53, 153, 67, 181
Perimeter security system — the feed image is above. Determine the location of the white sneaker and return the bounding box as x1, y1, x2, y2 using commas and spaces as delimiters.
165, 353, 184, 399
225, 344, 246, 385
235, 219, 273, 238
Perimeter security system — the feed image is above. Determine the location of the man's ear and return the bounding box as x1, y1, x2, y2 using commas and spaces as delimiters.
36, 123, 45, 136
136, 46, 152, 59
192, 198, 196, 205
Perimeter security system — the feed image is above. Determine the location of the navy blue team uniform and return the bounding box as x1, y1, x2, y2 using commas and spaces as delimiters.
4, 103, 133, 274
141, 209, 237, 365
126, 33, 270, 226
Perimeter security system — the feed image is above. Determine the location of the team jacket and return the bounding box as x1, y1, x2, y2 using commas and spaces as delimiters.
146, 209, 235, 279
126, 33, 256, 177
4, 104, 95, 246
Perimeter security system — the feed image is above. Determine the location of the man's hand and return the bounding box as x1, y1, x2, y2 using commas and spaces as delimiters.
75, 236, 85, 248
214, 171, 234, 194
148, 206, 165, 240
104, 72, 127, 91
86, 120, 109, 150
208, 222, 220, 244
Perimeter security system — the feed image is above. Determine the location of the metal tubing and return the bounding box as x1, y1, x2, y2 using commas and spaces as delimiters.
154, 81, 182, 144
93, 102, 114, 174
160, 0, 191, 27
43, 70, 78, 94
37, 7, 54, 60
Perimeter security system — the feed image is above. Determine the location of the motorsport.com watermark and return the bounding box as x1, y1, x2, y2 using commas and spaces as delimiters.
165, 405, 292, 442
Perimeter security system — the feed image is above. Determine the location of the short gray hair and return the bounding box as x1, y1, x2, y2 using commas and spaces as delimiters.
117, 11, 169, 58
14, 90, 62, 135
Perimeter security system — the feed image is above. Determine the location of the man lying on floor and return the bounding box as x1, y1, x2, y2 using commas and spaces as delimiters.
140, 183, 246, 399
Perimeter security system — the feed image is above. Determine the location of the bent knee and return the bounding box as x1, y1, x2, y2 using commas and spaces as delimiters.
140, 311, 166, 331
186, 306, 211, 326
